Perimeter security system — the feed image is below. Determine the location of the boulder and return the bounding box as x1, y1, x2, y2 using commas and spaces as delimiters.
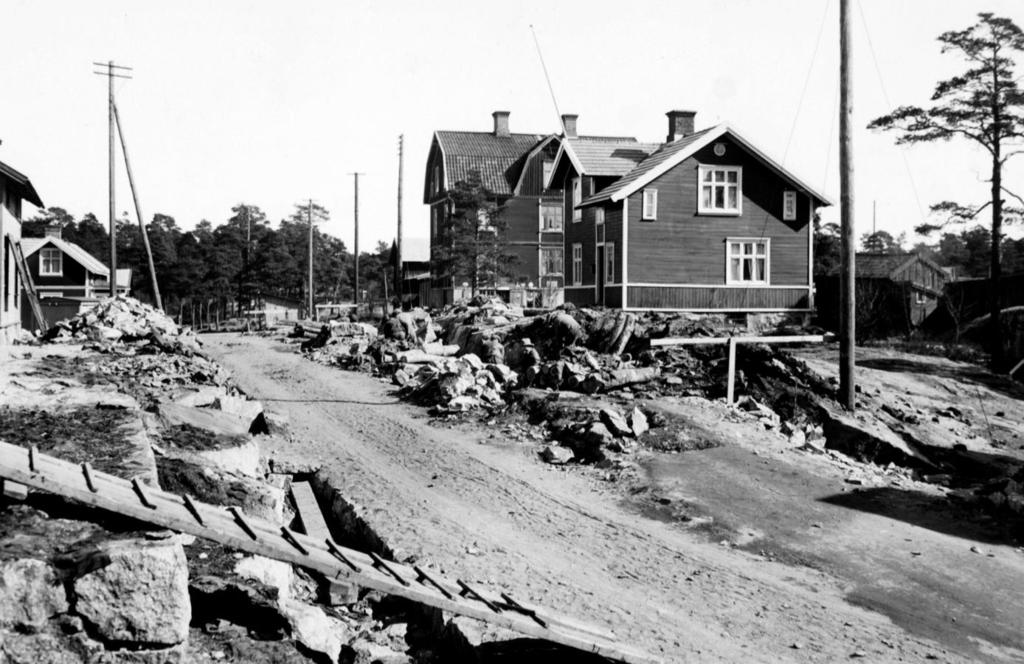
0, 632, 86, 664
73, 539, 191, 645
348, 638, 410, 664
213, 395, 266, 433
280, 600, 348, 662
539, 445, 574, 465
629, 407, 650, 437
599, 408, 632, 438
0, 558, 69, 630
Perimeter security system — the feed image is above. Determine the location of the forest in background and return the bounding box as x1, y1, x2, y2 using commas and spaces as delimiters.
22, 203, 395, 322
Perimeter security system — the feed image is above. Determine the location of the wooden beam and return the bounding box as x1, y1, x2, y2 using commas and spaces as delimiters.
290, 481, 331, 542
0, 441, 657, 664
650, 334, 831, 348
726, 337, 737, 404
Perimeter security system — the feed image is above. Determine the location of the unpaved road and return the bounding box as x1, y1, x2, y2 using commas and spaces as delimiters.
206, 334, 1005, 663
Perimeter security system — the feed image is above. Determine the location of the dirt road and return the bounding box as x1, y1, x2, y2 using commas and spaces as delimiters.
205, 334, 995, 663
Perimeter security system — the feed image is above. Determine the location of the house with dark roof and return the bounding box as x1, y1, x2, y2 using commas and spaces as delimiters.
550, 110, 832, 313
21, 225, 131, 300
423, 111, 566, 307
816, 252, 948, 338
1, 157, 44, 343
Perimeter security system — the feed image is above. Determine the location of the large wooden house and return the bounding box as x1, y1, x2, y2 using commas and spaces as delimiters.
552, 110, 832, 312
0, 157, 43, 344
423, 111, 566, 307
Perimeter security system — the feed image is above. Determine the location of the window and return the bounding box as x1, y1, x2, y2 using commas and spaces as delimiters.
572, 243, 583, 285
433, 165, 441, 194
542, 160, 553, 190
477, 209, 495, 233
914, 290, 927, 305
699, 166, 742, 214
727, 239, 769, 284
540, 203, 563, 231
572, 177, 582, 222
605, 242, 615, 283
431, 206, 439, 238
540, 247, 563, 276
40, 248, 63, 276
642, 189, 658, 220
783, 190, 797, 221
595, 207, 605, 225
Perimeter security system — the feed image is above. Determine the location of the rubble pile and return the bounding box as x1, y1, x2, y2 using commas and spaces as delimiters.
393, 352, 518, 414
43, 295, 202, 356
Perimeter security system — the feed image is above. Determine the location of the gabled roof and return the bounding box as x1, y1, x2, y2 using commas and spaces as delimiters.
430, 131, 544, 197
854, 252, 946, 280
511, 134, 560, 195
21, 236, 110, 276
0, 158, 43, 208
580, 123, 833, 208
547, 136, 656, 187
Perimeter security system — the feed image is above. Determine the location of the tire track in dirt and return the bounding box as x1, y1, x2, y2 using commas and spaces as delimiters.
207, 335, 974, 663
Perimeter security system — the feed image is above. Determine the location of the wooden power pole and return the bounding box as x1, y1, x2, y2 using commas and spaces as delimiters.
307, 200, 315, 321
94, 61, 132, 297
350, 173, 364, 304
839, 0, 856, 410
395, 135, 404, 303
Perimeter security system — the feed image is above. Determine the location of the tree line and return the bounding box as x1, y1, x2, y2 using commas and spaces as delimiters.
22, 204, 395, 322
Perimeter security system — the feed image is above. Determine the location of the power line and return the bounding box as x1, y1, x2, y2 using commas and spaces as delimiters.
856, 0, 927, 228
529, 25, 565, 135
781, 0, 832, 166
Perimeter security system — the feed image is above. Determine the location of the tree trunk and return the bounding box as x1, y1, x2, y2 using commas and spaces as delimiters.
989, 61, 1004, 371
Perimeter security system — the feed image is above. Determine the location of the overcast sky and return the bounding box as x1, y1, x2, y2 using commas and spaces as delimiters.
2, 0, 1022, 258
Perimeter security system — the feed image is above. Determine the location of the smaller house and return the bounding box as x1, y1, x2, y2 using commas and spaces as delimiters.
21, 225, 130, 301
261, 295, 302, 323
816, 252, 948, 338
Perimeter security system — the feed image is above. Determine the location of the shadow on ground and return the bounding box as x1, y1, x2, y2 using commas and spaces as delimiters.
858, 356, 1024, 401
821, 486, 1024, 547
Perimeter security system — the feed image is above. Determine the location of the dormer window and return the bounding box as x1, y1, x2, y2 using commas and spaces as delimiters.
783, 191, 797, 221
433, 165, 441, 194
542, 160, 553, 190
698, 166, 742, 215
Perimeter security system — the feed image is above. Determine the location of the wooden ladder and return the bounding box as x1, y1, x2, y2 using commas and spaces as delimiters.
0, 441, 660, 664
10, 240, 47, 333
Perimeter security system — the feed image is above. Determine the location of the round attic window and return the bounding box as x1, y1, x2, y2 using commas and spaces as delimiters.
713, 142, 726, 156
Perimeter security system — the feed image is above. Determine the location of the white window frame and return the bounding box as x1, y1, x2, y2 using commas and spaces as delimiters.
595, 207, 605, 225
914, 290, 926, 305
641, 188, 658, 220
539, 246, 563, 277
782, 190, 797, 221
40, 248, 63, 276
605, 242, 615, 284
698, 165, 743, 215
725, 238, 770, 285
433, 165, 441, 194
542, 160, 553, 190
539, 201, 563, 232
572, 177, 582, 222
571, 243, 583, 286
477, 208, 495, 233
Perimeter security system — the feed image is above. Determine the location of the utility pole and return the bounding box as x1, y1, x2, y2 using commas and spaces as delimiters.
839, 0, 856, 411
395, 135, 404, 304
93, 61, 132, 297
112, 101, 162, 311
307, 199, 315, 321
350, 173, 364, 305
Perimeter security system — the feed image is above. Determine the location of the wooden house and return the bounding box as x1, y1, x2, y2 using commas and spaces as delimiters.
0, 157, 43, 344
423, 111, 565, 307
21, 225, 131, 300
816, 252, 949, 338
551, 110, 832, 313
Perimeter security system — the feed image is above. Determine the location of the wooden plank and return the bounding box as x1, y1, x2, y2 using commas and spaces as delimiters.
651, 334, 829, 348
0, 441, 656, 664
726, 338, 737, 405
10, 241, 47, 333
290, 481, 331, 542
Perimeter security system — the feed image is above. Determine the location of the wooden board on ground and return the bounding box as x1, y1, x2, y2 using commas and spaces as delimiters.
290, 480, 331, 542
0, 440, 659, 664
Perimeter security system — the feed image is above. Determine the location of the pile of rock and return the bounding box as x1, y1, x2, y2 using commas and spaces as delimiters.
44, 295, 201, 356
540, 404, 651, 463
393, 352, 518, 414
975, 466, 1024, 514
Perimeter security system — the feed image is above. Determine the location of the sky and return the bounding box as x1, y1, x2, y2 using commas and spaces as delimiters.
1, 0, 1022, 259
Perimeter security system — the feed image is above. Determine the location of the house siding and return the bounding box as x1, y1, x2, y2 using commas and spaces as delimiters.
624, 137, 812, 310
26, 249, 90, 295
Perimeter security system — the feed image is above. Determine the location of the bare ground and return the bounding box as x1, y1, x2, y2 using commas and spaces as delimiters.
200, 333, 1024, 663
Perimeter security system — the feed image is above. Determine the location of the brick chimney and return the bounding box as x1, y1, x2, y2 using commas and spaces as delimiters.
561, 114, 578, 139
44, 222, 62, 239
666, 110, 697, 142
492, 111, 511, 137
